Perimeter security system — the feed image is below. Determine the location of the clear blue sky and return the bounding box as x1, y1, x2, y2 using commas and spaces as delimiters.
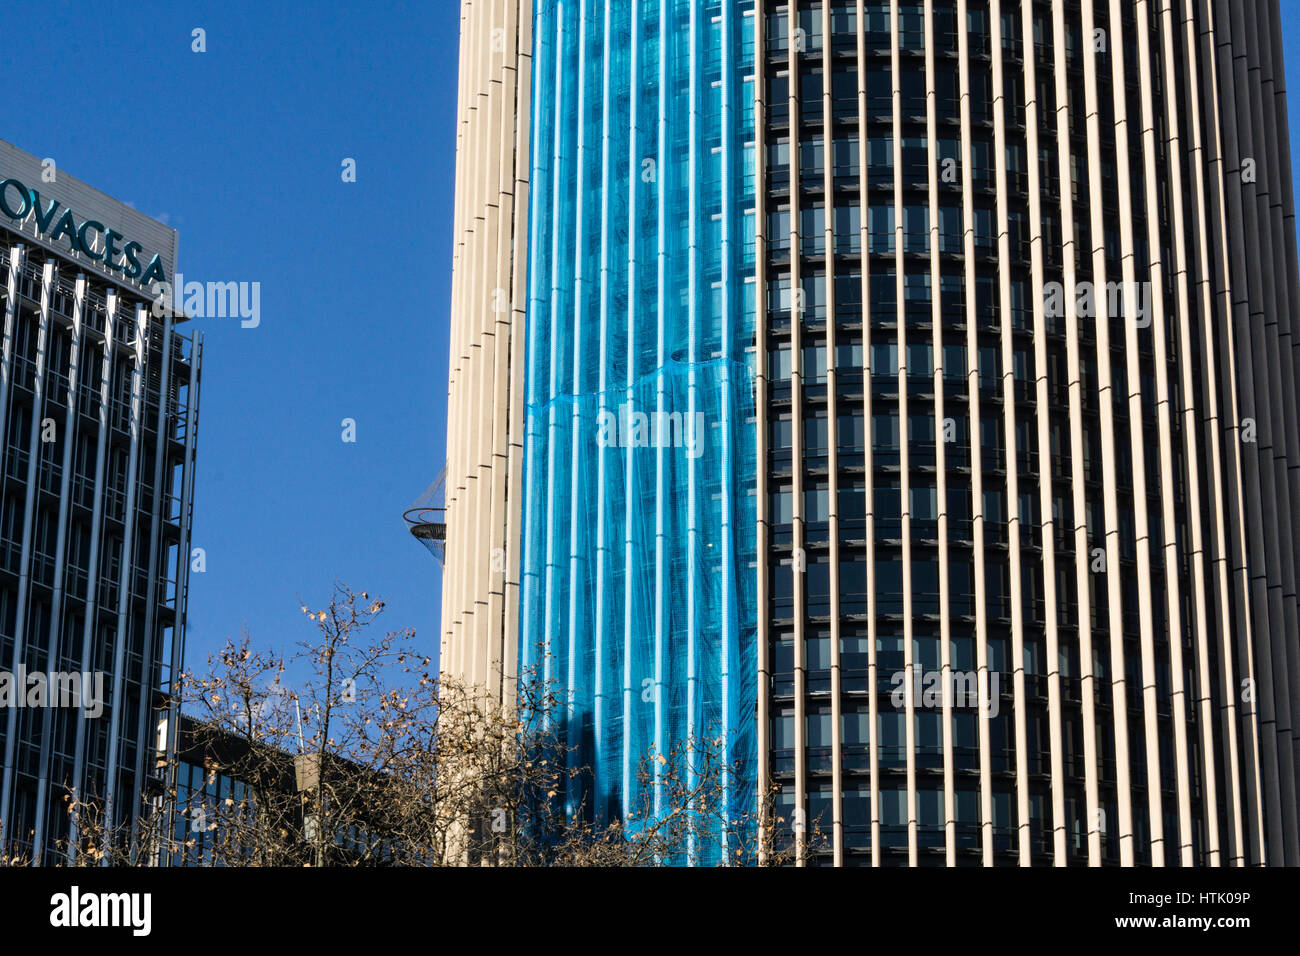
4, 0, 1300, 682
5, 0, 454, 673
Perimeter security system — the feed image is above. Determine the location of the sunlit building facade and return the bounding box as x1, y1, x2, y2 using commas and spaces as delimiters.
439, 0, 532, 708
444, 0, 1300, 866
0, 139, 202, 864
755, 0, 1299, 867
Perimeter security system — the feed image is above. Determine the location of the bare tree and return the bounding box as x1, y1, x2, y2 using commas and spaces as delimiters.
4, 583, 820, 867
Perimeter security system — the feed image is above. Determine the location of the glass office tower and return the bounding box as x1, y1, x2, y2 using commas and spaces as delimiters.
444, 0, 1300, 866
0, 140, 202, 865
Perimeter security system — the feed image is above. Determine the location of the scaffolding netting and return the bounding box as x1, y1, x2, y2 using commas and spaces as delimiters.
520, 0, 759, 862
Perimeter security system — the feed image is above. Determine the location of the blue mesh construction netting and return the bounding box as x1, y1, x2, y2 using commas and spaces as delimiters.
520, 0, 758, 862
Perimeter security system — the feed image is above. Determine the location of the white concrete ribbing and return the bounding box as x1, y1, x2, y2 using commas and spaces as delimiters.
988, 0, 1032, 867
717, 0, 1300, 868
922, 0, 957, 868
1078, 0, 1137, 865
1104, 0, 1166, 866
456, 0, 479, 690
1181, 0, 1244, 865
1134, 0, 1195, 865
1158, 0, 1223, 866
447, 0, 475, 684
442, 0, 530, 708
446, 0, 470, 683
486, 0, 525, 700
887, 0, 919, 869
1022, 0, 1071, 867
821, 0, 846, 868
1121, 0, 1184, 859
733, 0, 1300, 868
502, 6, 531, 715
474, 0, 500, 693
1046, 4, 1105, 868
955, 0, 994, 866
479, 0, 504, 694
853, 0, 882, 868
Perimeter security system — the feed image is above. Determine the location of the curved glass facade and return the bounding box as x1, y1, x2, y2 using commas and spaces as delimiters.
756, 0, 1300, 867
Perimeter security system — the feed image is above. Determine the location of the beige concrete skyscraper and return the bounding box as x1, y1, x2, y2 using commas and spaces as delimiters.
446, 0, 1300, 867
440, 0, 531, 706
751, 0, 1300, 867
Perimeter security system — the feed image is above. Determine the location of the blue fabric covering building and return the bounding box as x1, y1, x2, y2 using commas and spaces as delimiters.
520, 0, 758, 861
